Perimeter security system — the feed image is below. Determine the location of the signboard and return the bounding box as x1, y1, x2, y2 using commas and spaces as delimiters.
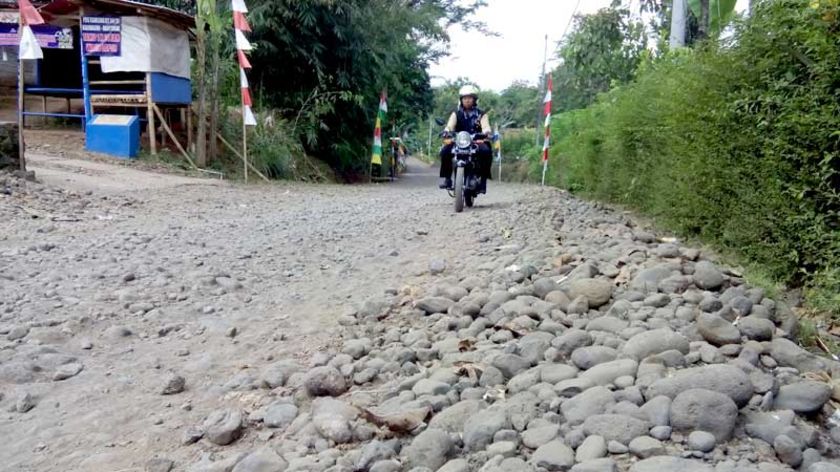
81, 16, 121, 56
0, 12, 19, 23
0, 24, 73, 49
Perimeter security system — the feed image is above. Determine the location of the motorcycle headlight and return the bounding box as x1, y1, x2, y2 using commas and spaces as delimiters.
455, 131, 472, 149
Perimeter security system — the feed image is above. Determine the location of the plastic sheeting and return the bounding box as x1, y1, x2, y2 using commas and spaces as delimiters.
100, 16, 189, 79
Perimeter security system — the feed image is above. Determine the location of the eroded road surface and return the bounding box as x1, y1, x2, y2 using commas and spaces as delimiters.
1, 156, 839, 472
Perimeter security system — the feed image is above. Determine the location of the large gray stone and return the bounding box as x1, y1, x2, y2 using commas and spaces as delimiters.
645, 364, 754, 407
773, 381, 832, 413
571, 346, 618, 370
687, 431, 716, 452
356, 440, 398, 470
531, 440, 575, 471
264, 402, 298, 429
579, 359, 638, 387
769, 338, 831, 374
576, 435, 607, 462
670, 389, 738, 442
694, 261, 725, 290
522, 424, 559, 449
622, 329, 690, 361
231, 448, 288, 472
304, 366, 348, 397
312, 398, 357, 444
744, 410, 796, 445
429, 400, 483, 433
629, 457, 713, 472
582, 414, 651, 445
697, 313, 742, 346
416, 297, 454, 315
568, 279, 614, 308
738, 316, 775, 341
629, 436, 665, 459
640, 396, 671, 427
571, 459, 618, 472
492, 354, 531, 379
534, 278, 560, 299
402, 428, 453, 470
438, 459, 469, 472
507, 368, 541, 394
413, 379, 450, 397
585, 317, 629, 334
630, 265, 676, 293
260, 360, 301, 389
774, 434, 803, 468
203, 409, 244, 446
540, 364, 579, 384
561, 386, 616, 425
552, 329, 593, 357
809, 463, 840, 472
463, 408, 510, 451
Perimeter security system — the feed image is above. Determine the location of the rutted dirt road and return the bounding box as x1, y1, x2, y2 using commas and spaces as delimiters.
2, 155, 839, 472
1, 157, 557, 470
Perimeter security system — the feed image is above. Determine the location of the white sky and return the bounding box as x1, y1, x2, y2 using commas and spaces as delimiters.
429, 0, 750, 92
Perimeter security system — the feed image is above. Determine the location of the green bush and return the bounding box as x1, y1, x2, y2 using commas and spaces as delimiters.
220, 109, 306, 180
547, 0, 840, 318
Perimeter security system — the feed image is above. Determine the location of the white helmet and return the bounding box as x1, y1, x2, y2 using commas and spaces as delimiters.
458, 85, 478, 99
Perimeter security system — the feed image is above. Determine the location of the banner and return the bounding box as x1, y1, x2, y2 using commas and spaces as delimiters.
81, 16, 122, 56
0, 24, 73, 49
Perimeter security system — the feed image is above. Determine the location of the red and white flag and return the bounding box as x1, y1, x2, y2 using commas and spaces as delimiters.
541, 74, 553, 185
233, 0, 256, 126
18, 0, 45, 60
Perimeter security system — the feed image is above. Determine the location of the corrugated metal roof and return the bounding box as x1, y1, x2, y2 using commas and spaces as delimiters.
1, 0, 194, 30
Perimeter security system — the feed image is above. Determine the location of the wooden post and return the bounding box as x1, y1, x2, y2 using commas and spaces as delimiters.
18, 32, 26, 172
186, 107, 192, 152
146, 73, 156, 155
153, 104, 196, 169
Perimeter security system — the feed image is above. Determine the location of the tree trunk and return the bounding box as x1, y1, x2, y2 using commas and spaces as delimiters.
669, 0, 687, 48
698, 0, 710, 40
195, 32, 208, 167
208, 36, 221, 162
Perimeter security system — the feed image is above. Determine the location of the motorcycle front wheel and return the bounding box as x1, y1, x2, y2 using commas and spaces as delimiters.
454, 167, 465, 213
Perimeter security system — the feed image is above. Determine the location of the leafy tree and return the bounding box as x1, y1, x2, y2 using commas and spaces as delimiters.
553, 6, 647, 111
245, 0, 486, 176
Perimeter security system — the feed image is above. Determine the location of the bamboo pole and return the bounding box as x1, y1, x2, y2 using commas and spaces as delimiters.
242, 108, 248, 183
153, 104, 197, 169
216, 131, 269, 182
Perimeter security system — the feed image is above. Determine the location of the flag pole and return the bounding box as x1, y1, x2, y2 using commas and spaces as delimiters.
17, 11, 25, 171
242, 108, 248, 182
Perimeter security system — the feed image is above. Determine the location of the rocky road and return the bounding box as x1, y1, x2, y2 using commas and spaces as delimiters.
1, 157, 840, 472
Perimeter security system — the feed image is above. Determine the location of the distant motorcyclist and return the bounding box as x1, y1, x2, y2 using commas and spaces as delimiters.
439, 85, 492, 190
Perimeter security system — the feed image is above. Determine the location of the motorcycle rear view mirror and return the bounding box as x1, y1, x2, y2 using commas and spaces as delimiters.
434, 118, 446, 127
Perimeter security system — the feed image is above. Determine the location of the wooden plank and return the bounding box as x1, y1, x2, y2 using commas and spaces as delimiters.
153, 104, 198, 170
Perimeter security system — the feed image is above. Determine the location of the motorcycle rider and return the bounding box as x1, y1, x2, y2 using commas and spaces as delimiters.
439, 85, 493, 190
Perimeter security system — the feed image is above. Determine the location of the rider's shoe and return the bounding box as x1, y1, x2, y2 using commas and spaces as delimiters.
439, 177, 452, 189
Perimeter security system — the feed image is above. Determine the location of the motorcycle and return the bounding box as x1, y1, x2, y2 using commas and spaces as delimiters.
442, 130, 490, 213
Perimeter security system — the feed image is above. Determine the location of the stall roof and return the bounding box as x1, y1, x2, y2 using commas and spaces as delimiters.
0, 0, 194, 31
